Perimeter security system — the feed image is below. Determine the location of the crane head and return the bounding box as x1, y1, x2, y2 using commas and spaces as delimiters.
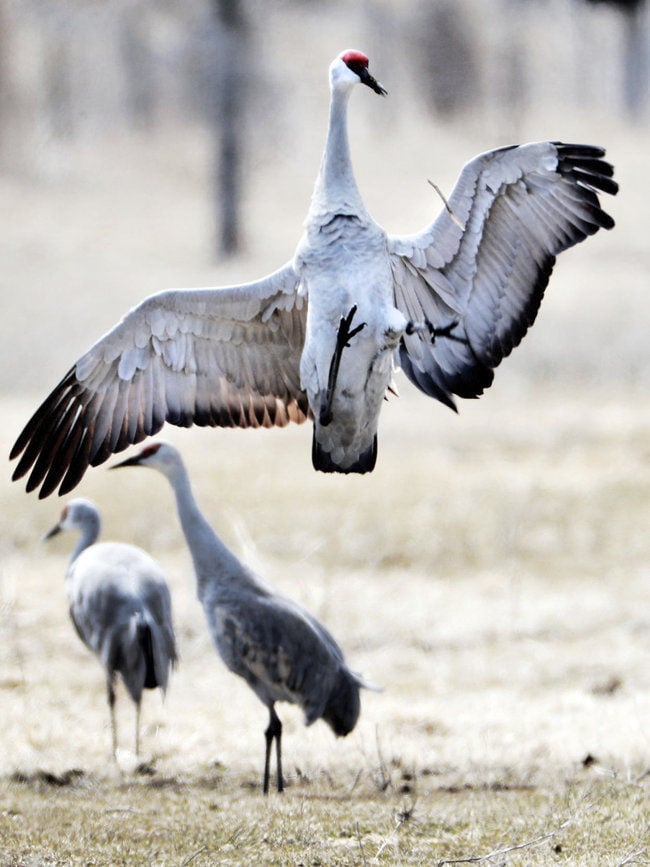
331, 50, 387, 96
110, 441, 181, 477
43, 498, 100, 541
111, 442, 162, 469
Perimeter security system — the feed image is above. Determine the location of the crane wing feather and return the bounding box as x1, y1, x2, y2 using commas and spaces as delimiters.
214, 594, 344, 722
11, 263, 309, 498
389, 141, 617, 408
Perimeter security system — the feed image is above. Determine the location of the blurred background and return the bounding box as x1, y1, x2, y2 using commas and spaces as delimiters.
0, 0, 648, 396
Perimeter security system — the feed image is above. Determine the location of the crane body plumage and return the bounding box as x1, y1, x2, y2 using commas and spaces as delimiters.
45, 498, 177, 759
113, 441, 369, 793
11, 50, 618, 496
296, 54, 403, 471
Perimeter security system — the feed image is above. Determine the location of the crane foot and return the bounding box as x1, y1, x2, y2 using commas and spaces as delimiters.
320, 306, 367, 427
406, 318, 465, 345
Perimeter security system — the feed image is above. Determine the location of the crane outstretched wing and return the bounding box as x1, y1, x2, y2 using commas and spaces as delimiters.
11, 263, 309, 498
389, 141, 618, 409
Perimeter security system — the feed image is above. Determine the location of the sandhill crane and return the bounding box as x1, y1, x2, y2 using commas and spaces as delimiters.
11, 49, 618, 497
111, 441, 373, 793
45, 498, 177, 760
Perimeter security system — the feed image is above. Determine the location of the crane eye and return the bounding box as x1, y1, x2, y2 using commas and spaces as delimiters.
344, 59, 367, 78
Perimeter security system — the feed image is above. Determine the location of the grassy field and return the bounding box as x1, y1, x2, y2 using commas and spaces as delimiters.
1, 26, 650, 863
2, 384, 650, 865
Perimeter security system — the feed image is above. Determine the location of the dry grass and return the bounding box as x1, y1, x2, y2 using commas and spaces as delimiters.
2, 387, 650, 865
1, 773, 648, 865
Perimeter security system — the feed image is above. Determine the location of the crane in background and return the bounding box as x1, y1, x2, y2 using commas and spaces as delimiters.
112, 441, 375, 793
45, 498, 177, 761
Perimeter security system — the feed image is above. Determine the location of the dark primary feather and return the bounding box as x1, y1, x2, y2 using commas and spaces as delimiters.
138, 616, 161, 690
392, 141, 618, 409
312, 428, 377, 474
11, 362, 308, 499
105, 615, 152, 703
10, 267, 309, 499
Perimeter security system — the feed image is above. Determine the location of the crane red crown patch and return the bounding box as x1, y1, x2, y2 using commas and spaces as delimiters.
140, 443, 162, 458
341, 50, 369, 69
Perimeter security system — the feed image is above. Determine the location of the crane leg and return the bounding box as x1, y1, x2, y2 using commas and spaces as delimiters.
274, 712, 284, 794
263, 706, 284, 794
107, 675, 118, 761
135, 700, 141, 758
320, 305, 366, 427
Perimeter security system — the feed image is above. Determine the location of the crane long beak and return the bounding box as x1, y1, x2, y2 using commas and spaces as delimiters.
109, 455, 142, 470
358, 67, 387, 96
43, 523, 62, 541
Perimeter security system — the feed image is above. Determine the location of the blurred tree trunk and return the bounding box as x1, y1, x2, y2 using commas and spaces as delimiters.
498, 0, 529, 137
580, 0, 648, 120
212, 0, 249, 257
621, 1, 648, 119
414, 0, 478, 118
119, 6, 156, 130
44, 35, 74, 141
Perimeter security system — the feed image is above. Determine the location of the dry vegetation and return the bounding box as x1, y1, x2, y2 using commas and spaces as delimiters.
2, 389, 650, 865
2, 3, 650, 864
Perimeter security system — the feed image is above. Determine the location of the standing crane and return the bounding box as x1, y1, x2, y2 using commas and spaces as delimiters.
45, 498, 177, 760
111, 441, 373, 794
11, 49, 618, 497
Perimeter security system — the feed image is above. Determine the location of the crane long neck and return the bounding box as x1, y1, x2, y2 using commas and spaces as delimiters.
69, 515, 100, 565
312, 86, 363, 213
163, 461, 243, 600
